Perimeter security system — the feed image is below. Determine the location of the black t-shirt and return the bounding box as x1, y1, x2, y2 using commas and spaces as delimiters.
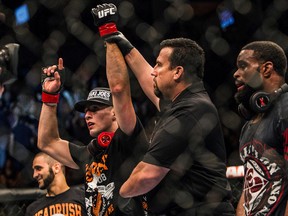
25, 186, 87, 216
143, 83, 234, 215
69, 118, 148, 216
239, 92, 288, 215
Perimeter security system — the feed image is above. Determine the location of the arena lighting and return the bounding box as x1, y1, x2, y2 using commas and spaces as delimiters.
217, 3, 235, 30
15, 4, 30, 25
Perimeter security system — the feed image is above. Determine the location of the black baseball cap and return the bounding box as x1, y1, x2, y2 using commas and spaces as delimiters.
74, 87, 113, 113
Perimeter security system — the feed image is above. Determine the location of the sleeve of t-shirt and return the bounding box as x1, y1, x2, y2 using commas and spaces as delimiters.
25, 205, 32, 216
25, 196, 45, 216
69, 142, 90, 170
116, 116, 148, 157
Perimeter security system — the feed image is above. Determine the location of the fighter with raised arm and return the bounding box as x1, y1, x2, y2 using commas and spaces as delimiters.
37, 5, 148, 214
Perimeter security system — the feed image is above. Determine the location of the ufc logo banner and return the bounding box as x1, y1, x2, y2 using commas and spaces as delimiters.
98, 7, 116, 18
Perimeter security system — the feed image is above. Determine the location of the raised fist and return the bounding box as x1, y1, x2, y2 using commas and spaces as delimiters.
91, 3, 118, 37
41, 58, 65, 105
41, 58, 65, 94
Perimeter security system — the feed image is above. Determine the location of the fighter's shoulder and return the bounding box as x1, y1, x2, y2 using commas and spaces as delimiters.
276, 92, 288, 117
25, 195, 47, 213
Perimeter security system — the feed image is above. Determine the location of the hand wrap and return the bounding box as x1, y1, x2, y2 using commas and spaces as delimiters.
104, 32, 134, 56
41, 66, 65, 105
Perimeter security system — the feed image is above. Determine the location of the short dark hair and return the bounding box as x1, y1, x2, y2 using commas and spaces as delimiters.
34, 152, 66, 174
159, 38, 205, 80
242, 41, 287, 77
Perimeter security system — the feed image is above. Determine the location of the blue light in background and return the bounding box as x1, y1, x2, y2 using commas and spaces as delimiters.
219, 9, 235, 29
15, 4, 30, 25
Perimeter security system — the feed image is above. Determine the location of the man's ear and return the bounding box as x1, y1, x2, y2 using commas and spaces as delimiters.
53, 163, 61, 174
262, 61, 273, 78
174, 66, 184, 80
111, 108, 116, 121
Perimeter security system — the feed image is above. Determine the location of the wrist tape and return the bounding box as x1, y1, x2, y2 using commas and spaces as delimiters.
42, 91, 60, 104
99, 23, 118, 37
